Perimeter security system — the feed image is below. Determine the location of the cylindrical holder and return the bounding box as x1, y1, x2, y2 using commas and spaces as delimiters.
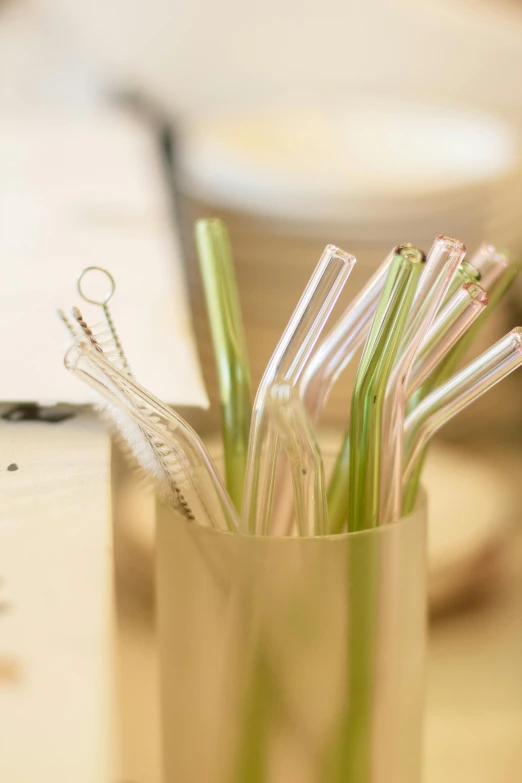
156, 497, 427, 783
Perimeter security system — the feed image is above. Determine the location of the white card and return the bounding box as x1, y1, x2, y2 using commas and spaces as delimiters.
0, 108, 209, 408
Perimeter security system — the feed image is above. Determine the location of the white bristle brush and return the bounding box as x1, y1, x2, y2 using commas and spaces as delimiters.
57, 308, 196, 520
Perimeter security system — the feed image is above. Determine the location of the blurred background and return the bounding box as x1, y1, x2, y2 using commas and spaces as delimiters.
1, 0, 522, 781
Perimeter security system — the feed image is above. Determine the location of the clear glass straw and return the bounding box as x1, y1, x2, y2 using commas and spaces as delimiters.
402, 236, 467, 348
195, 218, 252, 511
241, 245, 355, 535
418, 253, 519, 395
380, 236, 465, 526
406, 283, 488, 397
327, 247, 423, 534
266, 383, 327, 537
468, 242, 506, 283
273, 246, 401, 535
65, 340, 239, 532
403, 328, 522, 512
300, 245, 406, 424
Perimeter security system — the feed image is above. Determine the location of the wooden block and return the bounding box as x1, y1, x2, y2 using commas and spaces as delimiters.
0, 414, 115, 783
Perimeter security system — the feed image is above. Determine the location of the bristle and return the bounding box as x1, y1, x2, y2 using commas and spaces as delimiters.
102, 400, 196, 520
72, 308, 131, 375
72, 307, 104, 353
67, 323, 196, 521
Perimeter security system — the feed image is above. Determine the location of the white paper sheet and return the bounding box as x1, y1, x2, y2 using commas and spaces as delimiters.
0, 108, 209, 408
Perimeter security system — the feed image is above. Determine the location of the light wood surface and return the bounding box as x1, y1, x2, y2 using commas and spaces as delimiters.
0, 414, 115, 783
424, 530, 522, 782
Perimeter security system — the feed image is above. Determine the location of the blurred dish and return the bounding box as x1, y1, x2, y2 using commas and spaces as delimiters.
179, 101, 520, 238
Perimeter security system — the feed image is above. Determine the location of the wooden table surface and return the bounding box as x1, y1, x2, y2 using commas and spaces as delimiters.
1, 415, 521, 782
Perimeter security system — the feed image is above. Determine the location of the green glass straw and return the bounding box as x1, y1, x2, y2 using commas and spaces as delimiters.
195, 219, 252, 511
442, 260, 480, 305
324, 247, 422, 783
328, 247, 423, 534
380, 236, 465, 525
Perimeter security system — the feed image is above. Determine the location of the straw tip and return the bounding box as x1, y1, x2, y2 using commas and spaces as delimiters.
463, 282, 488, 305
460, 260, 481, 282
397, 245, 425, 264
435, 235, 466, 255
479, 241, 498, 255
511, 327, 522, 349
195, 217, 227, 236
323, 244, 357, 266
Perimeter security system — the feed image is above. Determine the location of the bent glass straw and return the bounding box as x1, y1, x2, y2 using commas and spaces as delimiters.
300, 246, 405, 424
406, 283, 488, 397
65, 341, 239, 532
328, 247, 423, 534
195, 219, 251, 511
241, 245, 356, 535
380, 236, 465, 526
403, 328, 522, 513
418, 252, 518, 396
405, 254, 495, 415
267, 383, 327, 537
406, 236, 462, 318
271, 246, 403, 536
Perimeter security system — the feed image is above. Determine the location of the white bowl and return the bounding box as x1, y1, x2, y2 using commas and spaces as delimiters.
179, 101, 519, 237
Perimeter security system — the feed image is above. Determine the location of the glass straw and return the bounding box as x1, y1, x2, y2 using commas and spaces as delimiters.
407, 243, 504, 411
469, 242, 506, 281
403, 328, 522, 512
328, 247, 423, 534
241, 245, 355, 535
300, 246, 406, 424
65, 340, 239, 532
266, 383, 327, 537
270, 246, 407, 536
417, 253, 519, 397
195, 218, 252, 511
380, 236, 465, 526
406, 283, 488, 397
442, 260, 481, 306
